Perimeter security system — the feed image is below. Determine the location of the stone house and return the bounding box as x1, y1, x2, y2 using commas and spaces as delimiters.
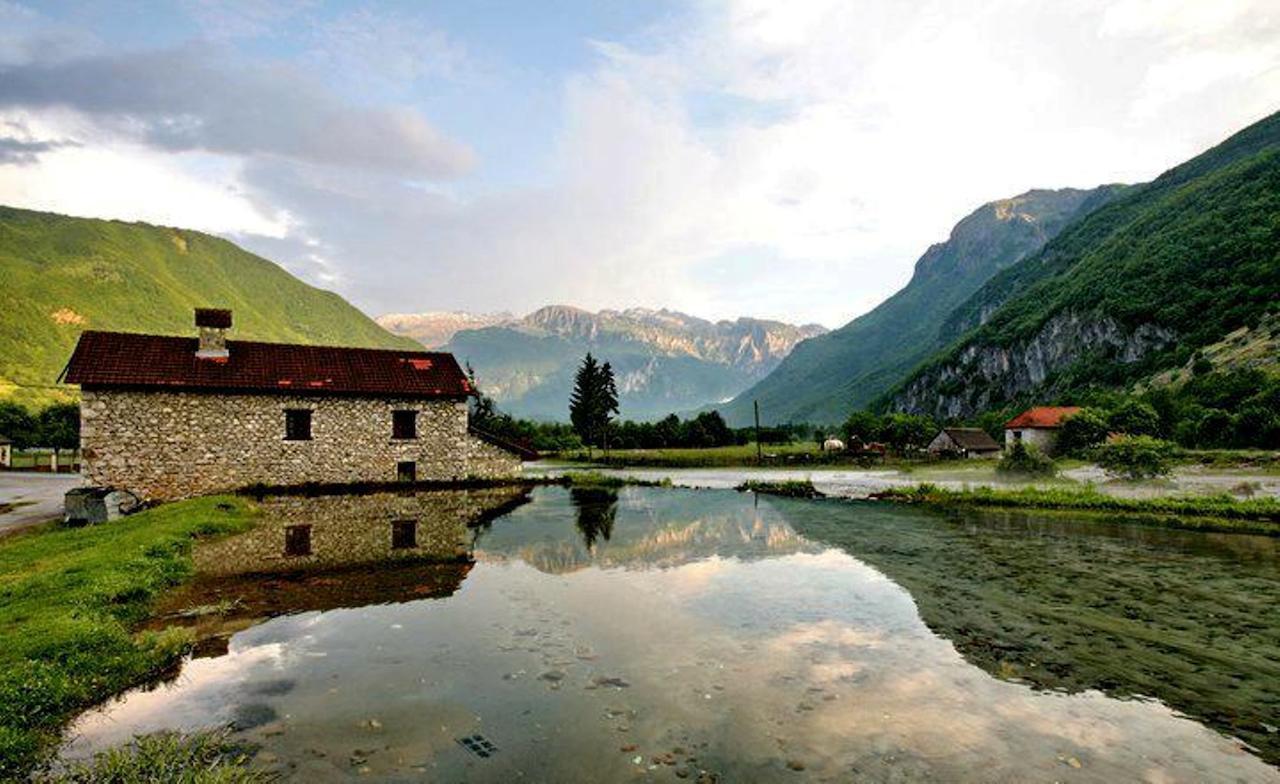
926, 427, 1001, 459
1003, 406, 1082, 456
61, 309, 531, 501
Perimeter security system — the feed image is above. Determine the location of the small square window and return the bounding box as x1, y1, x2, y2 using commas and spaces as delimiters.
391, 519, 417, 550
397, 461, 416, 483
284, 524, 312, 557
392, 410, 418, 439
284, 409, 312, 441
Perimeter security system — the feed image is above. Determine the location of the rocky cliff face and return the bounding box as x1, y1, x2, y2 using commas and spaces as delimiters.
891, 311, 1176, 419
519, 305, 826, 374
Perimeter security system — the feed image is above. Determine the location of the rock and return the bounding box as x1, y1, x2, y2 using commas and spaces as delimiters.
786, 759, 806, 771
539, 670, 566, 682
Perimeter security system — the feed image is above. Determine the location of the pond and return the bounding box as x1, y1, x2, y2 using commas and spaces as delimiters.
60, 486, 1280, 782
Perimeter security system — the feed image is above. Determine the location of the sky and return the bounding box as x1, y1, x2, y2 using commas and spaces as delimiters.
1, 1, 1278, 328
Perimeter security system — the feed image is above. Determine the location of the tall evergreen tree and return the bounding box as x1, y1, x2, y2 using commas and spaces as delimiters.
569, 353, 602, 452
599, 361, 619, 453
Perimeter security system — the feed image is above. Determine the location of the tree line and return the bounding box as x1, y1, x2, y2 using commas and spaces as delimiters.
0, 402, 79, 453
466, 353, 1279, 456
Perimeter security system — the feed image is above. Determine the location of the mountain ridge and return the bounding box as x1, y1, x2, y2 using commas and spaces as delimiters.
719, 185, 1124, 425
886, 110, 1280, 418
378, 304, 826, 421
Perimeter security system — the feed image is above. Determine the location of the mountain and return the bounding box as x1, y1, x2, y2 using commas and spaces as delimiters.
0, 206, 417, 408
375, 310, 512, 348
397, 305, 826, 421
889, 110, 1280, 419
721, 186, 1123, 425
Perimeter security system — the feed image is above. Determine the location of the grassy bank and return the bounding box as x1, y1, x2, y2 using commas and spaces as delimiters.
0, 496, 258, 778
876, 484, 1280, 534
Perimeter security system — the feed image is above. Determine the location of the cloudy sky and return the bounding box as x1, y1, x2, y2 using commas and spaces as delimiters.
1, 1, 1277, 328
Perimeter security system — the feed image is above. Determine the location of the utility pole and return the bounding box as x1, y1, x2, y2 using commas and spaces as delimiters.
754, 400, 762, 464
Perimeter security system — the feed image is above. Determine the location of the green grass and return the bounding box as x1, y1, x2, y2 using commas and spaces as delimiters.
0, 205, 417, 409
875, 483, 1280, 534
560, 471, 673, 489
736, 479, 824, 498
0, 496, 258, 778
44, 728, 270, 783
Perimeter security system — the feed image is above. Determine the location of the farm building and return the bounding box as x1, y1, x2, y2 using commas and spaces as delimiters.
61, 309, 530, 501
926, 427, 1001, 458
1003, 406, 1082, 456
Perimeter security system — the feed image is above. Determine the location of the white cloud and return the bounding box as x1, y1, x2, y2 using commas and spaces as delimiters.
0, 1, 1278, 328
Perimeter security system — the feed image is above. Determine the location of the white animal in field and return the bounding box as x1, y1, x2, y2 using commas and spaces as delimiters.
822, 438, 846, 453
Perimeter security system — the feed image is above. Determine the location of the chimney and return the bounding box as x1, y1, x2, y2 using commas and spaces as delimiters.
195, 308, 232, 359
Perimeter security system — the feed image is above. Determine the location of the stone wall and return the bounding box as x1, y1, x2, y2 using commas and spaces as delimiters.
1007, 427, 1059, 455
80, 389, 521, 500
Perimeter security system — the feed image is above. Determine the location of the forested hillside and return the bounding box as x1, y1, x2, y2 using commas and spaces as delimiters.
890, 110, 1280, 419
721, 187, 1122, 425
0, 207, 417, 408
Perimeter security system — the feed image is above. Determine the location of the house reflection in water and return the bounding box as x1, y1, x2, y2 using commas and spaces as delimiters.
150, 487, 532, 653
196, 486, 533, 576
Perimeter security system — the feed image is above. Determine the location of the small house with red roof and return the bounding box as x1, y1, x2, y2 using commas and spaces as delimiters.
1003, 406, 1082, 456
61, 309, 528, 500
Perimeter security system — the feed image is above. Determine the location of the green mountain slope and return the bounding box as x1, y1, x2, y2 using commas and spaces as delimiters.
721, 187, 1122, 425
0, 206, 417, 408
888, 110, 1280, 419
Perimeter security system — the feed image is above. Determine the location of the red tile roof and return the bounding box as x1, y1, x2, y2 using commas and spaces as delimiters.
1004, 406, 1082, 430
62, 331, 474, 398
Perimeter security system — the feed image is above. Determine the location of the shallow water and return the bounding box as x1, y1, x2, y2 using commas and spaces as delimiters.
62, 487, 1280, 782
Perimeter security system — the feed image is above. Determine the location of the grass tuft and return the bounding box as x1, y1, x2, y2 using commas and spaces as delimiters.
42, 728, 272, 783
736, 480, 824, 498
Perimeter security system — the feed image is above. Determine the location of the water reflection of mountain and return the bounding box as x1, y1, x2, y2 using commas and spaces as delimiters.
784, 498, 1280, 765
473, 486, 818, 574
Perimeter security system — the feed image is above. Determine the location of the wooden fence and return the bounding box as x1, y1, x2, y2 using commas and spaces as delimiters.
4, 449, 82, 473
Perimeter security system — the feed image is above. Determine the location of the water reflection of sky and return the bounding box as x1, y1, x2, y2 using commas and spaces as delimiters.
62, 487, 1279, 782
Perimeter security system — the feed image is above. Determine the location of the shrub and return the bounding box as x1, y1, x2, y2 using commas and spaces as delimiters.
996, 442, 1056, 477
1106, 400, 1162, 436
1094, 435, 1175, 479
1057, 409, 1109, 455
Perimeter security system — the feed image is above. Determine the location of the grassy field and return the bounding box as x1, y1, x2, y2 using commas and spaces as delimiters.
875, 484, 1280, 535
0, 496, 258, 778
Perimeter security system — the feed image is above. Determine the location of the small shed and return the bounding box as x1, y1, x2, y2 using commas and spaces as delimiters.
1003, 406, 1082, 456
0, 434, 10, 468
927, 427, 1001, 459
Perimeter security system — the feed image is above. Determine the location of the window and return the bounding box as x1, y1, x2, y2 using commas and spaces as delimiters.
284, 409, 312, 441
397, 461, 416, 483
1013, 430, 1023, 443
284, 524, 312, 557
391, 519, 418, 550
392, 410, 418, 440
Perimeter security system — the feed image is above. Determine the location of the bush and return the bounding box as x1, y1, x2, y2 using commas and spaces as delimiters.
1106, 400, 1161, 436
996, 442, 1056, 477
1094, 435, 1175, 479
1057, 409, 1109, 455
